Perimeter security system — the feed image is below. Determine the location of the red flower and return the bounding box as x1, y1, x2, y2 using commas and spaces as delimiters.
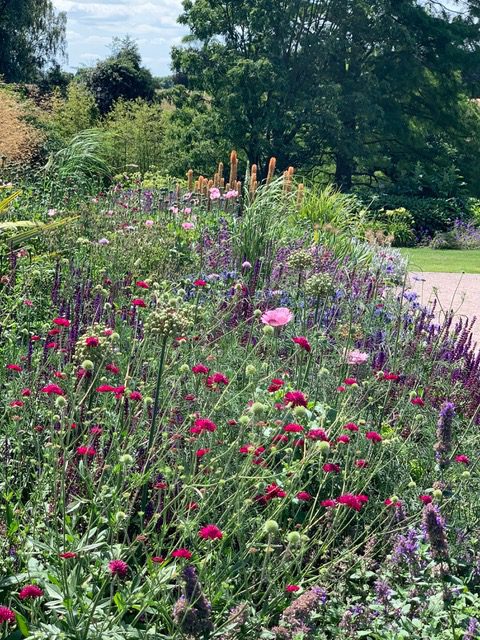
320, 499, 336, 508
186, 502, 199, 511
151, 556, 164, 563
265, 483, 286, 499
283, 423, 304, 433
336, 385, 346, 392
106, 363, 120, 374
129, 391, 142, 401
411, 396, 424, 406
192, 363, 209, 375
86, 336, 99, 347
285, 585, 300, 592
31, 335, 41, 342
384, 372, 399, 381
59, 552, 77, 559
171, 548, 192, 559
132, 298, 146, 307
53, 317, 70, 327
18, 585, 43, 600
0, 606, 15, 623
21, 388, 31, 397
419, 495, 432, 504
136, 280, 149, 289
272, 434, 289, 444
296, 491, 312, 501
206, 372, 229, 387
343, 422, 359, 432
284, 390, 307, 407
323, 463, 340, 473
336, 435, 350, 444
454, 454, 469, 465
190, 418, 217, 434
96, 384, 116, 392
108, 559, 128, 578
366, 431, 382, 443
76, 446, 96, 457
344, 377, 357, 385
196, 448, 210, 458
198, 524, 223, 540
268, 378, 284, 392
292, 336, 311, 353
355, 459, 368, 468
48, 328, 60, 336
6, 364, 22, 372
9, 400, 24, 407
41, 383, 64, 396
307, 428, 329, 441
337, 493, 368, 512
384, 498, 402, 508
193, 279, 207, 287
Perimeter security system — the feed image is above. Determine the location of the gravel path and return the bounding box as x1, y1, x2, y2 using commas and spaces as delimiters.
407, 272, 480, 346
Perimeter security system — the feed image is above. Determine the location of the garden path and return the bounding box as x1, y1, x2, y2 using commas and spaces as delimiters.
407, 272, 480, 346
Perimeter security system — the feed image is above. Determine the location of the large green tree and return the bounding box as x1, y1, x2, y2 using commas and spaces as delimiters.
0, 0, 66, 82
172, 0, 480, 191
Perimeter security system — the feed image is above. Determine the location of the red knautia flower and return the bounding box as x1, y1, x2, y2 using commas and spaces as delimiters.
344, 377, 357, 385
384, 498, 402, 508
96, 384, 116, 392
198, 524, 223, 540
196, 448, 210, 458
384, 372, 400, 381
296, 491, 312, 501
307, 428, 329, 441
171, 548, 192, 559
129, 391, 142, 401
337, 493, 369, 512
86, 336, 99, 347
283, 423, 304, 433
90, 426, 102, 435
76, 446, 96, 457
268, 378, 284, 392
265, 483, 286, 499
151, 556, 164, 563
365, 431, 382, 443
54, 370, 66, 379
136, 280, 149, 289
411, 396, 425, 406
292, 336, 311, 352
132, 298, 146, 307
59, 552, 77, 559
106, 363, 120, 374
272, 434, 289, 444
0, 606, 15, 623
261, 307, 293, 327
355, 459, 368, 468
285, 585, 300, 592
46, 341, 58, 349
186, 502, 199, 511
193, 279, 207, 287
6, 364, 22, 372
108, 559, 129, 578
31, 335, 40, 342
9, 400, 24, 407
343, 422, 359, 432
41, 383, 64, 396
76, 368, 89, 379
48, 328, 60, 336
419, 495, 432, 504
320, 499, 336, 508
18, 585, 43, 600
337, 385, 346, 392
21, 388, 31, 397
454, 454, 470, 465
192, 363, 209, 375
336, 435, 350, 444
53, 317, 70, 327
284, 390, 307, 407
103, 328, 113, 336
206, 372, 229, 387
323, 463, 340, 473
190, 418, 217, 434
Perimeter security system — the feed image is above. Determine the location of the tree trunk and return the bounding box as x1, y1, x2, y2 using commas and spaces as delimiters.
334, 153, 353, 191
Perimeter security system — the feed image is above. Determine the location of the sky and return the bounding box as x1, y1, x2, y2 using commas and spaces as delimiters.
52, 0, 188, 76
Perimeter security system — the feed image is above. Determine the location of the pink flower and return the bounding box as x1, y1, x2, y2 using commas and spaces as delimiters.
307, 428, 329, 441
343, 422, 359, 432
411, 396, 424, 406
86, 336, 99, 347
145, 220, 154, 227
296, 491, 312, 501
323, 463, 340, 473
454, 454, 470, 465
292, 336, 311, 352
190, 418, 217, 434
76, 446, 96, 457
261, 307, 293, 327
337, 435, 350, 444
198, 524, 223, 540
196, 448, 210, 458
365, 431, 382, 443
59, 552, 77, 559
21, 388, 31, 397
320, 499, 336, 508
284, 390, 307, 407
206, 372, 229, 387
182, 222, 195, 230
355, 459, 368, 468
129, 391, 142, 401
7, 364, 22, 372
53, 317, 70, 327
337, 493, 368, 512
23, 299, 33, 307
0, 606, 15, 624
224, 189, 238, 199
106, 363, 120, 374
209, 187, 221, 200
19, 585, 43, 600
41, 383, 64, 396
192, 363, 209, 375
346, 349, 369, 365
171, 548, 192, 559
132, 298, 146, 308
9, 400, 24, 407
285, 585, 300, 592
419, 495, 432, 504
193, 279, 207, 287
136, 280, 149, 289
151, 556, 164, 563
108, 559, 128, 578
284, 423, 304, 433
344, 377, 357, 385
268, 378, 284, 392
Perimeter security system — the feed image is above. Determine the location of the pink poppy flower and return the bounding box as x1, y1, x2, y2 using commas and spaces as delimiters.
261, 307, 293, 327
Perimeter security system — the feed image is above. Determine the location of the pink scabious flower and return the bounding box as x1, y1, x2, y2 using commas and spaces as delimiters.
41, 383, 64, 396
264, 483, 287, 499
320, 499, 336, 508
96, 384, 117, 392
9, 400, 24, 407
171, 548, 192, 559
344, 377, 357, 386
224, 189, 238, 199
129, 391, 142, 401
268, 378, 284, 392
284, 423, 304, 433
182, 222, 195, 230
6, 364, 22, 372
108, 559, 129, 578
190, 418, 217, 434
454, 454, 470, 465
198, 524, 223, 540
131, 298, 146, 307
145, 219, 154, 227
151, 556, 164, 563
355, 459, 368, 468
337, 493, 369, 512
365, 431, 382, 443
21, 388, 31, 397
346, 349, 369, 365
292, 336, 311, 353
18, 585, 43, 600
307, 428, 329, 441
285, 584, 301, 592
336, 435, 350, 444
419, 495, 432, 504
209, 187, 221, 200
106, 363, 120, 374
192, 363, 209, 375
136, 280, 149, 289
296, 491, 312, 501
0, 606, 15, 624
193, 279, 207, 287
53, 317, 70, 327
76, 446, 96, 457
206, 372, 229, 388
23, 299, 33, 307
384, 498, 402, 508
411, 396, 425, 406
343, 422, 359, 432
284, 390, 307, 407
383, 372, 400, 381
261, 307, 293, 327
196, 448, 210, 458
322, 463, 340, 473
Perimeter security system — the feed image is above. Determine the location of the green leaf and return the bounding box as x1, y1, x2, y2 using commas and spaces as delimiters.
15, 612, 29, 638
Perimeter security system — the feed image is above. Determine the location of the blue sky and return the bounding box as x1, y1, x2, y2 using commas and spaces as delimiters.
52, 0, 187, 76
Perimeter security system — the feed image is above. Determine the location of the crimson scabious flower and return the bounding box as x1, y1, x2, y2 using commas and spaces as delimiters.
419, 495, 432, 504
265, 483, 286, 499
151, 556, 164, 563
85, 336, 99, 347
129, 391, 142, 401
286, 585, 300, 592
336, 435, 350, 444
206, 372, 229, 387
343, 422, 359, 432
192, 363, 209, 375
337, 385, 346, 392
268, 378, 284, 392
172, 548, 192, 559
411, 396, 424, 406
284, 423, 304, 433
108, 560, 128, 578
272, 434, 289, 444
21, 388, 31, 397
41, 383, 64, 396
96, 384, 116, 392
355, 459, 368, 468
76, 446, 96, 457
136, 280, 149, 289
186, 502, 199, 511
59, 552, 77, 559
320, 499, 336, 508
19, 585, 43, 600
296, 491, 312, 501
198, 524, 223, 540
337, 493, 368, 512
9, 400, 24, 407
284, 390, 307, 407
322, 463, 340, 473
366, 431, 382, 443
132, 298, 146, 307
106, 363, 120, 374
48, 328, 60, 336
193, 279, 207, 287
196, 448, 210, 458
292, 336, 311, 353
384, 498, 402, 508
307, 428, 328, 441
190, 418, 217, 434
0, 606, 15, 623
31, 335, 40, 342
455, 454, 469, 465
384, 372, 399, 381
6, 364, 22, 372
53, 317, 70, 327
344, 377, 357, 385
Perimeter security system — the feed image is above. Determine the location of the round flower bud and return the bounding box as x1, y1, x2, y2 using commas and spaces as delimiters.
179, 364, 190, 374
251, 402, 266, 416
319, 367, 330, 377
177, 289, 186, 298
55, 396, 67, 409
245, 364, 256, 377
432, 489, 443, 499
293, 405, 307, 418
253, 309, 262, 318
317, 440, 330, 453
286, 531, 302, 546
119, 454, 133, 465
239, 415, 250, 425
115, 511, 127, 522
263, 520, 279, 535
81, 359, 94, 371
408, 480, 417, 488
263, 325, 274, 336
461, 471, 471, 479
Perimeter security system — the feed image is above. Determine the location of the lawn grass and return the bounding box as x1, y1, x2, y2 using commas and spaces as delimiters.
399, 248, 480, 273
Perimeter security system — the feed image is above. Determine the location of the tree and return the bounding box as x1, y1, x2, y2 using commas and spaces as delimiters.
80, 37, 155, 115
172, 0, 480, 191
0, 0, 66, 82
